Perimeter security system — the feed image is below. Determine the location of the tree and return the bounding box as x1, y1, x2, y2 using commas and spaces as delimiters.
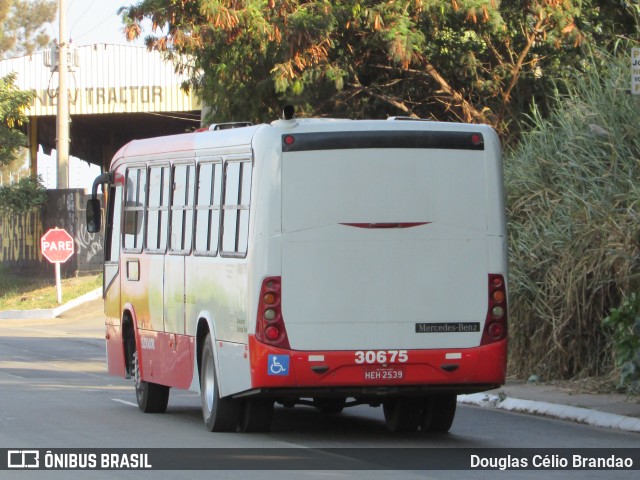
0, 72, 34, 166
0, 0, 57, 59
0, 148, 28, 185
121, 1, 637, 134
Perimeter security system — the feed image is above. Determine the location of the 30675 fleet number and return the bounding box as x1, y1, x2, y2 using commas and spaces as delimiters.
354, 350, 408, 364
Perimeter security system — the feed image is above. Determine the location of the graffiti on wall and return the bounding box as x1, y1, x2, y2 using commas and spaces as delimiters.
75, 222, 103, 263
0, 209, 44, 262
52, 191, 78, 232
0, 190, 104, 273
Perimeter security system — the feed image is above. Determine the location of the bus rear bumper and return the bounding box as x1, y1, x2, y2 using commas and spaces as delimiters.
248, 335, 507, 395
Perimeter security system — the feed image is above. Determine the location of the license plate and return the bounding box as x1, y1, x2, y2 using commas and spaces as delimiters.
363, 366, 405, 382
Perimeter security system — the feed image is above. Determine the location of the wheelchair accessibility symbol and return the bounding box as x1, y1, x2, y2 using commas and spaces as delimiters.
268, 355, 290, 376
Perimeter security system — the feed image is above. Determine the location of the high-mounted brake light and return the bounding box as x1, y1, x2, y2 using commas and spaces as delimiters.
284, 135, 295, 146
481, 274, 508, 345
255, 277, 290, 349
471, 133, 483, 146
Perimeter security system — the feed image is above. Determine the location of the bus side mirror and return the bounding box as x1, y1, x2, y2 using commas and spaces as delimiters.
86, 198, 101, 233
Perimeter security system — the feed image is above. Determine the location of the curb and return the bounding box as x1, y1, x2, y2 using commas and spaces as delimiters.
459, 392, 640, 433
0, 288, 102, 320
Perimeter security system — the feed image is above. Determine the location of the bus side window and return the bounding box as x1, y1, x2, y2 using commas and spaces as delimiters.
123, 167, 147, 251
170, 163, 195, 252
222, 158, 252, 256
147, 165, 170, 251
194, 161, 222, 255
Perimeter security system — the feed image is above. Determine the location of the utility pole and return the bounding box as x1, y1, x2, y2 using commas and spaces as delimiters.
56, 0, 69, 189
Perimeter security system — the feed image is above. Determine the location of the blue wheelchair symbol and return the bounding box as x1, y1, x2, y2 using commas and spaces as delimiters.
268, 355, 290, 376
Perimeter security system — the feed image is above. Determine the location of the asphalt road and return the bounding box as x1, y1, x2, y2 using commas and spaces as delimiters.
0, 301, 639, 479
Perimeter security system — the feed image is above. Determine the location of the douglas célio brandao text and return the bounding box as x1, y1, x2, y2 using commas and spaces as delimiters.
470, 453, 634, 470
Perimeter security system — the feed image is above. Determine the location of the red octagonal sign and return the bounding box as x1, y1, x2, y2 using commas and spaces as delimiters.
41, 228, 75, 263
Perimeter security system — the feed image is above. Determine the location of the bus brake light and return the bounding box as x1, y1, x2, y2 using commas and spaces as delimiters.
256, 277, 290, 349
481, 274, 508, 345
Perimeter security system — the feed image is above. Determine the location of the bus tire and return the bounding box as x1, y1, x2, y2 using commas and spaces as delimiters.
200, 334, 240, 432
133, 350, 169, 413
239, 399, 274, 433
420, 394, 457, 433
383, 398, 421, 432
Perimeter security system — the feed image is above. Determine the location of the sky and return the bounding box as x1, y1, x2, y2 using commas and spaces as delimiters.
59, 1, 145, 47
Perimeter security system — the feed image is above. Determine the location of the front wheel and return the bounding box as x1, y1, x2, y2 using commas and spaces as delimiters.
200, 333, 240, 432
239, 399, 274, 433
133, 350, 169, 413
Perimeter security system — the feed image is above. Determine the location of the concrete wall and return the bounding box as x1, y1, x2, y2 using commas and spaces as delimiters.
0, 189, 103, 277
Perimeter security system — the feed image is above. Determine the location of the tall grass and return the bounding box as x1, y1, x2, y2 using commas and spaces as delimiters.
506, 46, 640, 379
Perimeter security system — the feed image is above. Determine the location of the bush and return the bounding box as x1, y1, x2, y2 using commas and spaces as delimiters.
0, 176, 47, 216
602, 294, 640, 394
506, 46, 640, 380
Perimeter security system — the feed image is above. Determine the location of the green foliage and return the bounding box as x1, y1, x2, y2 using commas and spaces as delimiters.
0, 73, 34, 166
0, 176, 47, 216
0, 148, 28, 183
603, 294, 640, 394
506, 46, 640, 380
121, 1, 638, 134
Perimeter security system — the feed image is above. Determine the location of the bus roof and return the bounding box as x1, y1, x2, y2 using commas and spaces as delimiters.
110, 124, 262, 169
110, 117, 497, 170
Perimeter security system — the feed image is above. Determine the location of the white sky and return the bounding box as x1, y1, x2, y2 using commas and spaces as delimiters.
59, 1, 146, 47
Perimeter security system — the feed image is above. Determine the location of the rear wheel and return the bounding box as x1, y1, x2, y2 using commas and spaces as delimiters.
420, 394, 457, 433
383, 397, 422, 432
200, 333, 240, 432
133, 350, 170, 413
239, 399, 274, 433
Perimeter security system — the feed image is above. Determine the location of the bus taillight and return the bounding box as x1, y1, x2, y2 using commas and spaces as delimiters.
481, 274, 508, 345
256, 277, 291, 349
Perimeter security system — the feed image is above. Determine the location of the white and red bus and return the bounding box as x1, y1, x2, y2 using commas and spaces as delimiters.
87, 111, 508, 433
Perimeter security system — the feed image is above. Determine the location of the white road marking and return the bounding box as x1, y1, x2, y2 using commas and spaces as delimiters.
112, 398, 137, 407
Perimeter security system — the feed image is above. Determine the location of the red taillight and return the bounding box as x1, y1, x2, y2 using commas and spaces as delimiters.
265, 326, 280, 340
255, 276, 290, 349
481, 274, 508, 345
488, 322, 504, 339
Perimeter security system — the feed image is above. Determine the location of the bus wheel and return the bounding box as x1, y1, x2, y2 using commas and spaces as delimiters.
314, 398, 346, 414
420, 394, 457, 433
133, 350, 169, 413
200, 334, 240, 432
239, 399, 274, 433
383, 398, 421, 432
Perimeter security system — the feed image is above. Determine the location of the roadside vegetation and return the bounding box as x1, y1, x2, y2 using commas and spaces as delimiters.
0, 267, 101, 310
506, 46, 640, 392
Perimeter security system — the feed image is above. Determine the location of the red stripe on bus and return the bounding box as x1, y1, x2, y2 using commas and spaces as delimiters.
339, 222, 431, 229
